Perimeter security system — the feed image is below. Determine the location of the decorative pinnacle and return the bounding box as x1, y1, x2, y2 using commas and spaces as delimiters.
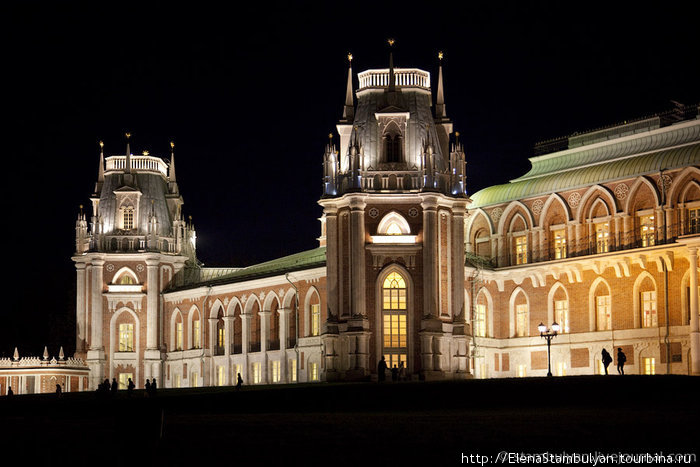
99, 140, 104, 148
170, 141, 175, 149
142, 150, 149, 156
347, 53, 353, 63
387, 38, 395, 47
125, 132, 131, 140
438, 51, 444, 61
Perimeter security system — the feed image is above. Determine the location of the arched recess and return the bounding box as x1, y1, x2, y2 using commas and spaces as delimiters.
377, 211, 411, 235
170, 309, 184, 351
474, 287, 494, 338
589, 277, 612, 332
577, 185, 617, 223
547, 282, 570, 333
624, 176, 661, 214
245, 296, 262, 352
109, 307, 140, 383
679, 265, 700, 326
282, 288, 299, 348
538, 193, 572, 226
227, 300, 243, 354
304, 286, 322, 337
632, 271, 658, 328
188, 305, 202, 349
667, 166, 700, 206
508, 286, 530, 337
263, 292, 281, 350
466, 208, 496, 236
375, 263, 415, 373
498, 201, 534, 236
112, 266, 139, 285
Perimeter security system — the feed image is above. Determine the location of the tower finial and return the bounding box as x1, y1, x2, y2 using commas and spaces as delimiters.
387, 39, 396, 91
436, 51, 446, 118
168, 140, 179, 194
97, 140, 105, 185
342, 52, 355, 122
124, 132, 132, 174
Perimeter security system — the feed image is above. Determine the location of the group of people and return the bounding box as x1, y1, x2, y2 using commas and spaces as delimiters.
95, 377, 157, 397
601, 347, 627, 375
376, 356, 407, 382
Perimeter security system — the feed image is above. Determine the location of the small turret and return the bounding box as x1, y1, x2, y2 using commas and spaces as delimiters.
168, 141, 179, 195
323, 133, 338, 197
75, 205, 89, 254
449, 131, 467, 196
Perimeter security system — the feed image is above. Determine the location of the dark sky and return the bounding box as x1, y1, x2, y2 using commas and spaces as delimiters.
3, 1, 698, 357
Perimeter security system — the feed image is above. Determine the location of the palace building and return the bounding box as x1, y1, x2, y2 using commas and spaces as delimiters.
72, 52, 700, 390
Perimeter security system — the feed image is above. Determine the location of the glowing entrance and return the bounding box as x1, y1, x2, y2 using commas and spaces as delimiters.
382, 271, 407, 370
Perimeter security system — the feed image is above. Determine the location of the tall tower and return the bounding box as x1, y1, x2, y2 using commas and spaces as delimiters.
73, 136, 197, 389
320, 46, 470, 381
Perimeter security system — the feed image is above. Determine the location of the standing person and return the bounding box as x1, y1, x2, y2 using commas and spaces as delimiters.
377, 356, 388, 382
111, 378, 118, 396
55, 384, 62, 397
236, 373, 243, 390
7, 386, 12, 396
617, 348, 627, 375
391, 364, 398, 382
127, 378, 135, 395
398, 361, 406, 381
145, 379, 151, 396
150, 378, 157, 397
601, 349, 612, 375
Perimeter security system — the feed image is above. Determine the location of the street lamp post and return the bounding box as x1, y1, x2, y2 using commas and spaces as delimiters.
538, 322, 560, 377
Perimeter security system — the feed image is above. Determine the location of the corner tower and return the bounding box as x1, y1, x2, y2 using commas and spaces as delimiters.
73, 136, 197, 389
320, 47, 470, 381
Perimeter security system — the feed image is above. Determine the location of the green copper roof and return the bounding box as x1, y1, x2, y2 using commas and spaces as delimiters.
169, 247, 326, 291
470, 122, 700, 209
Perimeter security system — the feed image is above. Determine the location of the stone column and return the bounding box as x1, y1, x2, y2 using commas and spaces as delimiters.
349, 196, 367, 317
223, 316, 234, 356
259, 310, 270, 384
75, 263, 87, 354
145, 258, 160, 351
324, 206, 339, 319
422, 195, 439, 317
622, 215, 632, 249
567, 223, 576, 256
689, 247, 700, 375
89, 259, 105, 352
452, 201, 467, 328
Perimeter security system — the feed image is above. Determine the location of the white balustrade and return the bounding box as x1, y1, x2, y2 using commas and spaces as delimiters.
357, 68, 431, 91
105, 155, 169, 177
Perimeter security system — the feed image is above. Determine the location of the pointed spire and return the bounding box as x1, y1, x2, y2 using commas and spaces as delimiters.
387, 39, 396, 91
98, 141, 105, 183
59, 346, 65, 360
342, 53, 355, 122
124, 132, 132, 174
436, 51, 446, 118
169, 141, 177, 182
13, 347, 19, 361
43, 346, 49, 360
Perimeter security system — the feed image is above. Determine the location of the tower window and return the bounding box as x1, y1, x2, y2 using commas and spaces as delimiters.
383, 134, 403, 163
123, 207, 135, 230
382, 272, 408, 370
118, 323, 134, 352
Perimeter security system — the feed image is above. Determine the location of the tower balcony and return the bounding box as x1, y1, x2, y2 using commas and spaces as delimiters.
357, 68, 430, 92
105, 155, 169, 177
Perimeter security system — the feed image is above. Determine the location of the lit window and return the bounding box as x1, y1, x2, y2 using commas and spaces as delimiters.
643, 357, 655, 375
176, 322, 183, 351
639, 215, 655, 247
192, 319, 200, 349
515, 304, 528, 337
641, 291, 658, 328
595, 222, 609, 253
123, 207, 134, 230
252, 362, 261, 384
515, 235, 528, 264
217, 366, 225, 386
119, 323, 134, 352
556, 361, 567, 377
386, 222, 403, 235
474, 304, 486, 337
310, 304, 320, 336
118, 373, 133, 390
597, 359, 605, 375
119, 274, 135, 285
218, 327, 225, 349
191, 372, 199, 387
596, 295, 611, 330
688, 208, 700, 234
174, 373, 181, 388
552, 230, 567, 259
554, 300, 569, 333
310, 362, 319, 381
272, 360, 281, 383
517, 364, 527, 378
477, 361, 486, 379
289, 359, 297, 382
382, 272, 407, 369
232, 364, 241, 384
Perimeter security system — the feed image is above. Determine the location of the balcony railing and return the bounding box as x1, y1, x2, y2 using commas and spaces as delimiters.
468, 222, 698, 269
357, 68, 430, 91
105, 155, 169, 177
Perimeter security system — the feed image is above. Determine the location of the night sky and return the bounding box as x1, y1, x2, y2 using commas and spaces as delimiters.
3, 2, 698, 357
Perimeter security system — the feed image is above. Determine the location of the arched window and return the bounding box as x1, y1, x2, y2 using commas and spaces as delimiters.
269, 298, 280, 350
119, 275, 135, 285
249, 301, 261, 352
216, 309, 225, 355
382, 271, 408, 370
123, 206, 135, 230
119, 323, 134, 352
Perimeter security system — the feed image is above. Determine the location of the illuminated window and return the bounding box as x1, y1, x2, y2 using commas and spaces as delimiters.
639, 215, 655, 247
595, 222, 609, 253
515, 304, 528, 337
596, 295, 611, 330
123, 207, 134, 230
118, 373, 133, 390
386, 222, 403, 235
191, 372, 199, 387
232, 364, 241, 384
174, 373, 181, 388
217, 366, 225, 386
517, 364, 527, 377
271, 360, 281, 383
218, 327, 225, 349
643, 357, 655, 375
477, 361, 486, 379
252, 362, 261, 384
118, 323, 134, 352
119, 274, 135, 285
515, 235, 528, 264
382, 272, 408, 370
289, 359, 297, 382
473, 304, 486, 337
176, 322, 183, 351
597, 359, 605, 375
192, 319, 200, 349
554, 300, 569, 333
310, 303, 320, 336
552, 229, 567, 259
556, 361, 567, 377
310, 362, 319, 381
641, 291, 658, 328
689, 208, 700, 234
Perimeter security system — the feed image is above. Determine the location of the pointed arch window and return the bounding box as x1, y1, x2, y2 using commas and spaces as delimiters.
382, 271, 408, 370
123, 206, 135, 230
641, 290, 658, 327
596, 295, 611, 330
119, 323, 134, 352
